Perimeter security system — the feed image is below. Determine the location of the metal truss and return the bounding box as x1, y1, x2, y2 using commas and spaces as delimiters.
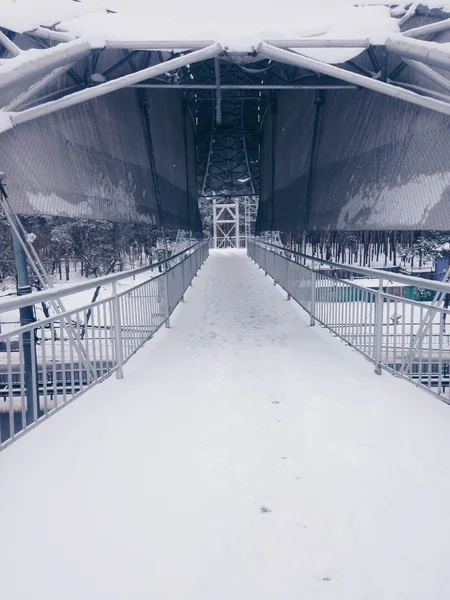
0, 188, 97, 381
212, 200, 240, 249
212, 196, 257, 248
197, 104, 259, 199
1, 5, 450, 208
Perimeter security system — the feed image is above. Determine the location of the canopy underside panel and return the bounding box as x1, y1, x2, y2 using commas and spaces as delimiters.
0, 86, 202, 232
2, 3, 450, 233
258, 87, 450, 233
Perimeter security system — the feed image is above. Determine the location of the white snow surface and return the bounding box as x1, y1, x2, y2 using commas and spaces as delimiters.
2, 250, 450, 599
0, 0, 447, 67
0, 0, 399, 61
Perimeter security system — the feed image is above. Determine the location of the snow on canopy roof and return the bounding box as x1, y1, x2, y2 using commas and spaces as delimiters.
1, 0, 448, 37
0, 0, 401, 62
0, 1, 448, 70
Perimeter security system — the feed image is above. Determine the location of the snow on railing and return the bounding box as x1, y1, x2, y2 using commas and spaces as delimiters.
0, 241, 209, 451
248, 238, 450, 404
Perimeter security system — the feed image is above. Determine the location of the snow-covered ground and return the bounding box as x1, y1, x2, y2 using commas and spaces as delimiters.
1, 250, 450, 599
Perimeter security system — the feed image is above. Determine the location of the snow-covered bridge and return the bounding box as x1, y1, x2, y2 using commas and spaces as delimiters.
2, 1, 450, 597
2, 249, 450, 600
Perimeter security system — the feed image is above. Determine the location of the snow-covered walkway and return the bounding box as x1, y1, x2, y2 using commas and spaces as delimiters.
2, 250, 450, 599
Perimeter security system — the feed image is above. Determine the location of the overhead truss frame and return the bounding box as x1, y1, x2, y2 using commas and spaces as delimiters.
1, 5, 450, 200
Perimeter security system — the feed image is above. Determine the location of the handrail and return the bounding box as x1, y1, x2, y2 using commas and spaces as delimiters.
0, 241, 209, 450
254, 239, 450, 294
248, 239, 450, 403
0, 241, 204, 314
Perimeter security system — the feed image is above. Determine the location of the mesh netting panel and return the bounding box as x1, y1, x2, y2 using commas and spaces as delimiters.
146, 90, 201, 233
256, 107, 274, 232
185, 111, 203, 234
0, 87, 200, 231
258, 84, 450, 232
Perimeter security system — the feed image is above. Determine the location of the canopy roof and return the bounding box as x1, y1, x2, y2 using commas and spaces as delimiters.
0, 1, 398, 62
1, 0, 450, 134
1, 1, 450, 231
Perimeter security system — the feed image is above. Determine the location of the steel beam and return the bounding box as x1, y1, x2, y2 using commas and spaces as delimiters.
24, 27, 73, 43
263, 39, 370, 49
403, 17, 450, 39
5, 44, 222, 133
270, 99, 277, 233
347, 60, 375, 77
10, 214, 38, 423
132, 83, 357, 90
258, 42, 450, 117
398, 2, 419, 28
390, 80, 450, 103
101, 49, 140, 77
0, 30, 21, 57
106, 38, 371, 52
305, 91, 325, 227
12, 84, 86, 112
214, 57, 222, 124
106, 40, 215, 50
385, 36, 450, 72
402, 58, 450, 94
2, 63, 75, 112
0, 39, 91, 93
241, 106, 256, 195
416, 5, 450, 19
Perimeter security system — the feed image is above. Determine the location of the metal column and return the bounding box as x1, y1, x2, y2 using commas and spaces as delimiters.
10, 214, 38, 422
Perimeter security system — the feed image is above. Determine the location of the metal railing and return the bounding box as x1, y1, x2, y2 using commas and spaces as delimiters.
248, 239, 450, 403
0, 241, 208, 450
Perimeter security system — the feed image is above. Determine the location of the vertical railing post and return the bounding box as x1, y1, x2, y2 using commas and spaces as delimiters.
285, 253, 289, 296
163, 264, 171, 329
286, 254, 291, 301
264, 241, 268, 275
10, 214, 39, 423
310, 259, 316, 326
112, 282, 124, 380
374, 278, 384, 375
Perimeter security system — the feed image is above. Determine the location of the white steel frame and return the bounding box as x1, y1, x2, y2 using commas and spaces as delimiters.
213, 200, 240, 249
1, 7, 450, 132
243, 196, 258, 246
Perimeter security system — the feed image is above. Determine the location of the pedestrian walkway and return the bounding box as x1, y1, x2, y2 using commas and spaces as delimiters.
1, 249, 450, 599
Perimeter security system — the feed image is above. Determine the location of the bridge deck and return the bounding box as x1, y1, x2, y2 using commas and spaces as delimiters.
2, 250, 450, 599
